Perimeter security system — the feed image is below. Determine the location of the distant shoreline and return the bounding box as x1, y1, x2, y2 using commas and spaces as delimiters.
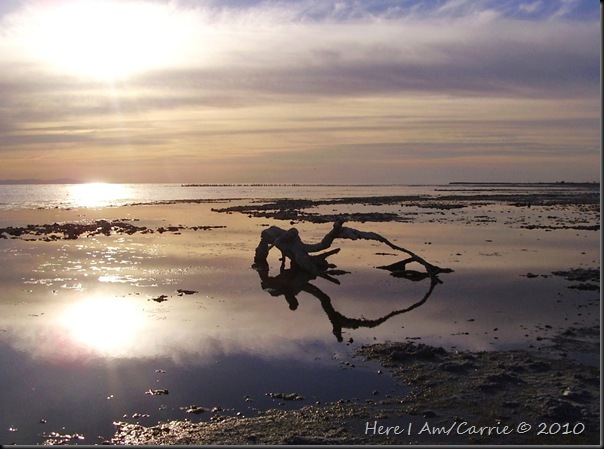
0, 180, 599, 187
449, 181, 599, 186
182, 181, 600, 188
181, 183, 417, 187
0, 179, 82, 185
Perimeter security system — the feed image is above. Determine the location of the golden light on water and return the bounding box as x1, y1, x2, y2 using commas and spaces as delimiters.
60, 296, 145, 356
69, 183, 127, 208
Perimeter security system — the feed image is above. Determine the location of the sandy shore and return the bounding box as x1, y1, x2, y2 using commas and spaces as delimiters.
0, 190, 599, 445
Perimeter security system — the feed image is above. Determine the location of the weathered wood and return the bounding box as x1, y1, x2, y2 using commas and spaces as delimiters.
253, 219, 450, 283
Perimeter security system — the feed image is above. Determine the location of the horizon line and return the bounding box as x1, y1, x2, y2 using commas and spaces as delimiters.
0, 180, 600, 186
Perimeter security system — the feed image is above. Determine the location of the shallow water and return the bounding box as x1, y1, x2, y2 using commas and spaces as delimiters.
0, 183, 444, 210
0, 181, 597, 210
0, 184, 599, 444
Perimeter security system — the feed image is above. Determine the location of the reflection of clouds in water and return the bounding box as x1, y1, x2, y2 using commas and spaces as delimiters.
1, 209, 598, 364
1, 277, 597, 364
0, 292, 339, 365
59, 296, 146, 356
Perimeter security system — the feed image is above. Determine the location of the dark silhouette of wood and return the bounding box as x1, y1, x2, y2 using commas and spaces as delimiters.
254, 218, 450, 284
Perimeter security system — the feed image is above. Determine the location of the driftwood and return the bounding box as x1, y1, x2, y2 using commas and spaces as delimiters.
253, 218, 451, 284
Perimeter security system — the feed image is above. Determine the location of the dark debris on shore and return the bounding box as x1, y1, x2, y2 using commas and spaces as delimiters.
210, 190, 600, 226
0, 220, 226, 241
111, 328, 600, 445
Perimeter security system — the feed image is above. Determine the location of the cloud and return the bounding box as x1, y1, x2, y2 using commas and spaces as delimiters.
0, 0, 599, 183
1, 1, 598, 105
54, 6, 593, 118
518, 1, 542, 14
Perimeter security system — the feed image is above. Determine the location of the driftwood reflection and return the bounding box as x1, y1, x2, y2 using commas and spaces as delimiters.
255, 261, 444, 342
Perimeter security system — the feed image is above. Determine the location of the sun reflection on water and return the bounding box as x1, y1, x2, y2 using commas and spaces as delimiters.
60, 296, 145, 356
69, 183, 128, 208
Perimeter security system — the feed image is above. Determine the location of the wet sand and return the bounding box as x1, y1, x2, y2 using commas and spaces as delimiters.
114, 190, 599, 445
112, 327, 600, 445
0, 187, 600, 445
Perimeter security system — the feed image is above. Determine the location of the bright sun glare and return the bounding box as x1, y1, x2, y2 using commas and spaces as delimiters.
23, 0, 190, 80
61, 296, 145, 356
70, 182, 128, 208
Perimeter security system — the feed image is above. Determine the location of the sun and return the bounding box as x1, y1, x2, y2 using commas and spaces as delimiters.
69, 182, 128, 208
20, 0, 193, 81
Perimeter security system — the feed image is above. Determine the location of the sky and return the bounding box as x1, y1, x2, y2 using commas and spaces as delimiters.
0, 0, 600, 184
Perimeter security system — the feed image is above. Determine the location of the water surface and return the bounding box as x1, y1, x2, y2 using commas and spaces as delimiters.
0, 183, 599, 444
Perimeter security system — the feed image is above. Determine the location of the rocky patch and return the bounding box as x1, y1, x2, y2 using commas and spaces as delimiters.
0, 220, 226, 241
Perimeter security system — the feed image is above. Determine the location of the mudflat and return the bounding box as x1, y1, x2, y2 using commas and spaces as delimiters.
0, 186, 599, 445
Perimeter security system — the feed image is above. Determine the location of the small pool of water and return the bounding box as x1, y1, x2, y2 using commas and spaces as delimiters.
0, 340, 400, 445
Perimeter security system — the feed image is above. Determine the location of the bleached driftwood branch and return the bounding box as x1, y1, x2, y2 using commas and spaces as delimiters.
253, 218, 450, 284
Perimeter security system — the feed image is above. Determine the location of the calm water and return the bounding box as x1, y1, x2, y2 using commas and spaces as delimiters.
0, 183, 428, 210
1, 182, 597, 211
0, 183, 600, 444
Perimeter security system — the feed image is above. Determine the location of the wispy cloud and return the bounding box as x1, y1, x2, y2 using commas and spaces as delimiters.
0, 0, 599, 183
